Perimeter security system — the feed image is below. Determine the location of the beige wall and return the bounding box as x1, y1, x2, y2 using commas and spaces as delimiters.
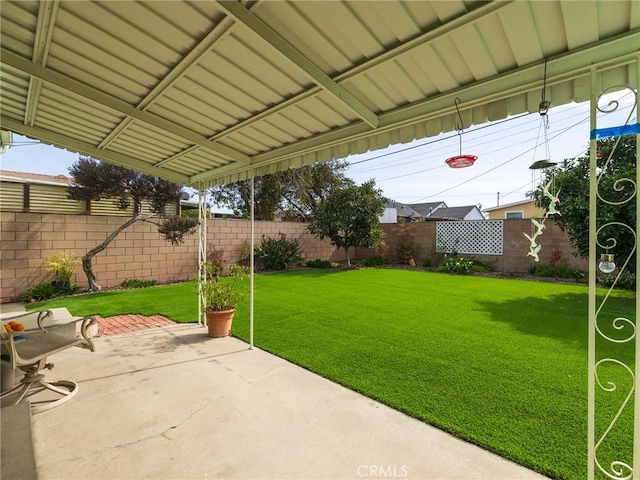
485, 201, 545, 219
1, 213, 589, 302
0, 212, 343, 302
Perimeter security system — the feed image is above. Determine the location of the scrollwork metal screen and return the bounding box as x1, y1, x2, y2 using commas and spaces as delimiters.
435, 220, 503, 255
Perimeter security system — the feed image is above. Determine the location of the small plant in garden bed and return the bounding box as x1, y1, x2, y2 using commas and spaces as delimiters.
43, 250, 80, 285
305, 259, 333, 269
363, 256, 385, 267
600, 272, 635, 291
439, 256, 491, 275
121, 279, 158, 289
528, 263, 586, 282
25, 282, 82, 301
254, 233, 304, 271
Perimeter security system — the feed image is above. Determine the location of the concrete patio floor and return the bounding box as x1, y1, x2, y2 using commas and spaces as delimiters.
15, 321, 548, 480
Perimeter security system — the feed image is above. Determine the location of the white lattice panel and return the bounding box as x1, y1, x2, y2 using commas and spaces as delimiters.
436, 220, 503, 255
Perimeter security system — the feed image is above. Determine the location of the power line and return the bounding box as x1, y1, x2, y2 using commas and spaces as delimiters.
408, 113, 591, 203
346, 112, 531, 167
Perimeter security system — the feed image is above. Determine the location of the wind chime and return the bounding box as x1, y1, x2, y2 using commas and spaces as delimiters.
445, 97, 477, 168
524, 59, 560, 262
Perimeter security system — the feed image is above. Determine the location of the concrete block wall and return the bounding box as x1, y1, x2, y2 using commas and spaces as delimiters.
356, 219, 588, 272
1, 212, 342, 302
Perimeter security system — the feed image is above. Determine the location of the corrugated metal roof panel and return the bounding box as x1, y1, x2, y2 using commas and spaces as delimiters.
0, 1, 637, 188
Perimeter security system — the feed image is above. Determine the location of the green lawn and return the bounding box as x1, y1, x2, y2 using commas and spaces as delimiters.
32, 269, 635, 480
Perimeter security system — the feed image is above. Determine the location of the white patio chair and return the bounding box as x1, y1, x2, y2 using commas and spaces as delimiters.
0, 310, 97, 414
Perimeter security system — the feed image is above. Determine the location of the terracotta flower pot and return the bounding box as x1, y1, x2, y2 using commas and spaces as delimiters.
205, 309, 235, 338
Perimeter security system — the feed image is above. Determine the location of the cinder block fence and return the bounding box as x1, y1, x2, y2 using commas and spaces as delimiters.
1, 212, 587, 303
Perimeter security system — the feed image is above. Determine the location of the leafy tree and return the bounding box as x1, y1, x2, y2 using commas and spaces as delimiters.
209, 174, 284, 220
535, 135, 636, 271
307, 180, 387, 266
280, 160, 354, 221
209, 160, 352, 220
67, 157, 199, 291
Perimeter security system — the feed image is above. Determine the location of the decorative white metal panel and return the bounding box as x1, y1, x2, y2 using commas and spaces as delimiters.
435, 220, 503, 255
587, 68, 638, 480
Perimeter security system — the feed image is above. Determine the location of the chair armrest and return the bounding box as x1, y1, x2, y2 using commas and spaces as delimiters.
2, 310, 97, 352
2, 310, 54, 332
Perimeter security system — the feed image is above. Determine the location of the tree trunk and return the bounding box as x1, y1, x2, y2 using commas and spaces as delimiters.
345, 246, 351, 267
82, 214, 152, 292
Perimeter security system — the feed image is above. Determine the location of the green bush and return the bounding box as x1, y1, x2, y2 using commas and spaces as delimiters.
305, 259, 333, 269
25, 282, 82, 301
255, 233, 304, 270
439, 257, 492, 275
600, 272, 636, 291
25, 283, 58, 301
440, 257, 477, 275
363, 256, 385, 267
121, 279, 158, 288
528, 263, 586, 281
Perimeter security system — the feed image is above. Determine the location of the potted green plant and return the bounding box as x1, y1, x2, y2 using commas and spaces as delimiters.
43, 251, 80, 289
200, 263, 249, 337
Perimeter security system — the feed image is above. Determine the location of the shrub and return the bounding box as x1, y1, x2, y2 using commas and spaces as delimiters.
43, 251, 80, 283
363, 256, 385, 267
25, 283, 58, 301
439, 257, 492, 275
305, 259, 333, 269
395, 223, 419, 264
528, 263, 586, 281
600, 272, 636, 291
206, 244, 225, 271
439, 257, 477, 275
121, 279, 158, 288
255, 233, 304, 270
25, 282, 82, 301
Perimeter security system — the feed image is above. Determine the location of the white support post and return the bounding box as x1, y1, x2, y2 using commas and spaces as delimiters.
250, 174, 255, 349
198, 186, 207, 327
633, 54, 639, 480
587, 66, 597, 480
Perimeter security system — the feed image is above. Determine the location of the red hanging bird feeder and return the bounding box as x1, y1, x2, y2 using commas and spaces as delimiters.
445, 98, 477, 169
446, 154, 477, 168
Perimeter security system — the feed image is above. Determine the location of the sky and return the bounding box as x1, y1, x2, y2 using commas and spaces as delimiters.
1, 91, 636, 212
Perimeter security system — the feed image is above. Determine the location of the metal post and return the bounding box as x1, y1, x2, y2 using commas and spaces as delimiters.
633, 54, 640, 480
198, 185, 207, 327
587, 66, 597, 480
250, 174, 255, 349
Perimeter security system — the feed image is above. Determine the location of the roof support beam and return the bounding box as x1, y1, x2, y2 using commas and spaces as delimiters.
1, 48, 252, 165
209, 0, 513, 141
1, 117, 190, 184
217, 0, 379, 129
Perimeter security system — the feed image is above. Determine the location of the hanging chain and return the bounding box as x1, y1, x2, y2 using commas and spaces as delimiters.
454, 97, 464, 155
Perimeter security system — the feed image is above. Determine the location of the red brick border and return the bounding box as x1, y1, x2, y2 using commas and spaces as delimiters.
95, 314, 175, 336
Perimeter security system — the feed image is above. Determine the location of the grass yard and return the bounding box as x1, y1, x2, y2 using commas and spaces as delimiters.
32, 268, 635, 480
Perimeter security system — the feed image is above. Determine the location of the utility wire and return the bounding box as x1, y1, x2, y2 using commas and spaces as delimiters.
408, 113, 591, 203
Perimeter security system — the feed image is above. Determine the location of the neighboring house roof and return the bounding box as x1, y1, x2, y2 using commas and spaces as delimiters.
385, 201, 422, 219
0, 170, 74, 187
426, 205, 483, 221
483, 199, 535, 212
406, 202, 447, 217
